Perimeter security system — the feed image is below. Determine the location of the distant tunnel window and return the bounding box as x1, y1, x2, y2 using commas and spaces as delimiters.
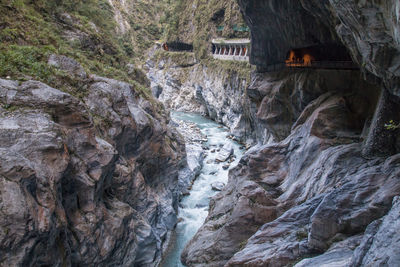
162, 42, 193, 52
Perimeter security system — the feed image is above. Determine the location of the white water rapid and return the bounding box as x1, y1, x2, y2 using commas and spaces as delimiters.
161, 112, 245, 267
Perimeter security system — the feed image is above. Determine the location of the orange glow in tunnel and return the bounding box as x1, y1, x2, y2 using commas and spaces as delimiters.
285, 50, 314, 67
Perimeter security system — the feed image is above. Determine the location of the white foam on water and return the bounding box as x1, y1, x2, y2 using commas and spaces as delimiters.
161, 112, 245, 267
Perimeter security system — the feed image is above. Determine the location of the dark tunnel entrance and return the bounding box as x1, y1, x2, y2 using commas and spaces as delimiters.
162, 42, 193, 52
284, 44, 357, 69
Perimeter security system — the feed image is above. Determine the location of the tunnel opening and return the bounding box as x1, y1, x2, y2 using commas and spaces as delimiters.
211, 8, 225, 23
284, 44, 356, 69
162, 42, 193, 52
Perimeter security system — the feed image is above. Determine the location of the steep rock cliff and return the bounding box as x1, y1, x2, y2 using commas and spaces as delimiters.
237, 0, 400, 96
181, 0, 400, 266
146, 50, 256, 144
0, 56, 187, 266
181, 69, 398, 266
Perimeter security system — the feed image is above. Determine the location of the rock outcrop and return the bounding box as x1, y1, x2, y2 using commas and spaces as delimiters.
237, 0, 400, 156
146, 51, 256, 144
180, 1, 400, 266
0, 56, 187, 266
350, 196, 400, 266
237, 0, 400, 97
182, 88, 400, 267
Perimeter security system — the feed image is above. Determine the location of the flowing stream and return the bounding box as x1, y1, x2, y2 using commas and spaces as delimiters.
161, 112, 245, 267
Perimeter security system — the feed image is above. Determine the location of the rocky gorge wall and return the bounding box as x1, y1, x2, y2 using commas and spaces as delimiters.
0, 55, 190, 266
146, 49, 258, 144
2, 0, 399, 266
154, 0, 400, 266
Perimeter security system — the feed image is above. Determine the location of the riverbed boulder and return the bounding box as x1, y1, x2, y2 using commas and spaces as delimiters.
215, 143, 234, 162
211, 182, 225, 191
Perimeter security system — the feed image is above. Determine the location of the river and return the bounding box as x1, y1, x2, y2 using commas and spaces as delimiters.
161, 112, 245, 267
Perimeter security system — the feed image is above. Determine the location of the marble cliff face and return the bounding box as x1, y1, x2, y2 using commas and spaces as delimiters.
180, 1, 400, 266
0, 56, 189, 266
1, 0, 400, 266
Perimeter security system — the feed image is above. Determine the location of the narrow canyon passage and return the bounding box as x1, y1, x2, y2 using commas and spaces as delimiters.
162, 112, 245, 267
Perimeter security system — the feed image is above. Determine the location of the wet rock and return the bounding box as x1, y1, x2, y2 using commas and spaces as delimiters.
186, 144, 204, 176
216, 143, 234, 162
182, 93, 400, 267
177, 143, 204, 196
211, 182, 225, 191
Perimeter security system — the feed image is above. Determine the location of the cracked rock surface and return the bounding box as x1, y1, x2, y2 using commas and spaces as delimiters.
0, 57, 186, 266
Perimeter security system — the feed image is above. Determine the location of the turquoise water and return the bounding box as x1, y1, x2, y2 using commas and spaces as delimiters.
161, 112, 244, 267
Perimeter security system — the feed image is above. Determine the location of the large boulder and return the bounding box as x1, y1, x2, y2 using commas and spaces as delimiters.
215, 143, 234, 162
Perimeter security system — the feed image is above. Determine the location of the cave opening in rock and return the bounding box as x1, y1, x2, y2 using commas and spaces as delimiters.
284, 44, 357, 69
162, 42, 193, 52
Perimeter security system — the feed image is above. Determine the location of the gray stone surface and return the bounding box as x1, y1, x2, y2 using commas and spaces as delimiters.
182, 92, 400, 267
295, 235, 362, 267
48, 54, 87, 79
350, 196, 400, 267
362, 88, 400, 157
215, 143, 234, 162
0, 62, 186, 267
211, 182, 225, 191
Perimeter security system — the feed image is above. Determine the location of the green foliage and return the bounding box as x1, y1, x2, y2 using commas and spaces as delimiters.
201, 58, 253, 83
385, 120, 400, 130
295, 230, 308, 241
163, 0, 249, 60
0, 0, 168, 90
0, 45, 56, 82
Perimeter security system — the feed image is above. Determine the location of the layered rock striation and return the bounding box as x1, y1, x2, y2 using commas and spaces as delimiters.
180, 0, 400, 266
146, 51, 256, 144
0, 56, 187, 266
181, 70, 400, 266
237, 0, 400, 96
